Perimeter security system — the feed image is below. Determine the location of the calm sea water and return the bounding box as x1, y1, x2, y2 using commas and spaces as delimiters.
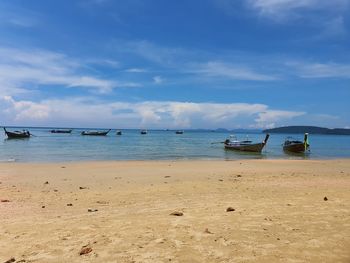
1, 128, 350, 162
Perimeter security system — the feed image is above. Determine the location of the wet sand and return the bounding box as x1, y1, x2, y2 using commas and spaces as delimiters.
0, 159, 349, 262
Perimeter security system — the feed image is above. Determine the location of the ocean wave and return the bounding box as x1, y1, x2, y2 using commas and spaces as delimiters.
0, 158, 16, 163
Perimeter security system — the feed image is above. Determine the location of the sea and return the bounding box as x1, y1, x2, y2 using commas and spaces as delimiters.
1, 127, 350, 163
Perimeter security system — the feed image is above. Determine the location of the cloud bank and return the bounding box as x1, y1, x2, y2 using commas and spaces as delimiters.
0, 96, 305, 129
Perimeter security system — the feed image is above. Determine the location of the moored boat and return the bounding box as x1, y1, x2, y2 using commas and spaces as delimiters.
140, 129, 148, 135
116, 130, 122, 135
81, 129, 111, 136
3, 127, 31, 139
175, 130, 184, 134
50, 129, 72, 133
224, 134, 270, 153
283, 133, 309, 153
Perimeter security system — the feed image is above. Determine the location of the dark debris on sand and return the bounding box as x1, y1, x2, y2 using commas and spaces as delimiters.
79, 245, 92, 255
170, 211, 183, 216
4, 258, 16, 263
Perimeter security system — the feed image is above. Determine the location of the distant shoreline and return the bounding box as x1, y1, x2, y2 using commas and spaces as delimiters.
264, 126, 350, 135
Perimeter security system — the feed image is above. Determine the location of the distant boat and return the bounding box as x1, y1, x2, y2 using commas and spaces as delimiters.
224, 134, 269, 153
81, 129, 111, 136
175, 130, 184, 134
50, 129, 72, 134
283, 133, 309, 153
140, 130, 148, 135
3, 127, 31, 139
116, 130, 122, 135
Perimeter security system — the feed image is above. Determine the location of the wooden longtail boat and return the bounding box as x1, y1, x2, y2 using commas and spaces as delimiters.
50, 129, 72, 133
283, 133, 309, 153
140, 130, 148, 135
81, 129, 111, 136
224, 134, 270, 153
3, 127, 31, 139
116, 130, 122, 135
175, 130, 184, 134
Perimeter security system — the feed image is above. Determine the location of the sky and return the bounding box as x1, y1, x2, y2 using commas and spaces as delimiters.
0, 0, 349, 129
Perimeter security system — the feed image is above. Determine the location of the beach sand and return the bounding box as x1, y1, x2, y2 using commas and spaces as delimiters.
0, 159, 349, 263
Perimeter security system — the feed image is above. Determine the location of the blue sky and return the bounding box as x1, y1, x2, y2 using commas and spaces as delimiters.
0, 0, 349, 129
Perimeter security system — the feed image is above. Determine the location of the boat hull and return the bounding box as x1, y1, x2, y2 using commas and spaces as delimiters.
3, 128, 30, 139
283, 143, 306, 153
50, 129, 72, 133
81, 130, 110, 136
5, 131, 30, 139
225, 142, 266, 153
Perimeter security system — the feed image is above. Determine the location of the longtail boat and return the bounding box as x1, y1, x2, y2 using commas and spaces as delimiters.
3, 127, 31, 139
175, 130, 184, 134
116, 130, 122, 135
140, 130, 147, 135
224, 134, 270, 153
283, 133, 309, 153
81, 129, 111, 136
50, 129, 72, 133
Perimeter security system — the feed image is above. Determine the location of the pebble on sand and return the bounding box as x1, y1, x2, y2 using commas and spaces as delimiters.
170, 211, 183, 216
79, 246, 92, 255
67, 203, 73, 206
1, 199, 10, 202
324, 196, 328, 201
88, 208, 98, 212
42, 205, 45, 208
226, 207, 235, 212
44, 181, 49, 185
79, 186, 88, 190
4, 258, 16, 263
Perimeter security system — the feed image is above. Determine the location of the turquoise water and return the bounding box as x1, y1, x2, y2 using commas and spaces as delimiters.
1, 128, 350, 162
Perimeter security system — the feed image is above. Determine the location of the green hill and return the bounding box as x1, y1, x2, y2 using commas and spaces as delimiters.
263, 126, 350, 135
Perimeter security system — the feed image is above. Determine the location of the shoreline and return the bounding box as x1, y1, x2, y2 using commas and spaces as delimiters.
1, 159, 349, 262
1, 156, 350, 165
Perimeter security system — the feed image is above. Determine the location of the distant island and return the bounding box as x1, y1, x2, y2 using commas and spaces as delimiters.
263, 126, 350, 135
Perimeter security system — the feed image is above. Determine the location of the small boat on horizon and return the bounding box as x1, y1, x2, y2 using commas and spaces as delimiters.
81, 129, 111, 136
224, 134, 270, 153
283, 133, 310, 153
3, 127, 32, 139
140, 129, 148, 135
50, 129, 73, 134
116, 130, 122, 135
175, 130, 184, 134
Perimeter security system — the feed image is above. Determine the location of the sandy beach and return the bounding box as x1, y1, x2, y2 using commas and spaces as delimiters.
0, 159, 349, 263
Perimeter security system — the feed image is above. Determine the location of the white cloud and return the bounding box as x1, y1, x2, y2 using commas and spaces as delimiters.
317, 16, 347, 39
2, 96, 50, 121
112, 39, 192, 67
193, 61, 277, 81
153, 75, 165, 84
245, 0, 349, 21
254, 110, 305, 128
0, 46, 140, 95
0, 96, 305, 129
288, 61, 350, 78
125, 68, 147, 73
